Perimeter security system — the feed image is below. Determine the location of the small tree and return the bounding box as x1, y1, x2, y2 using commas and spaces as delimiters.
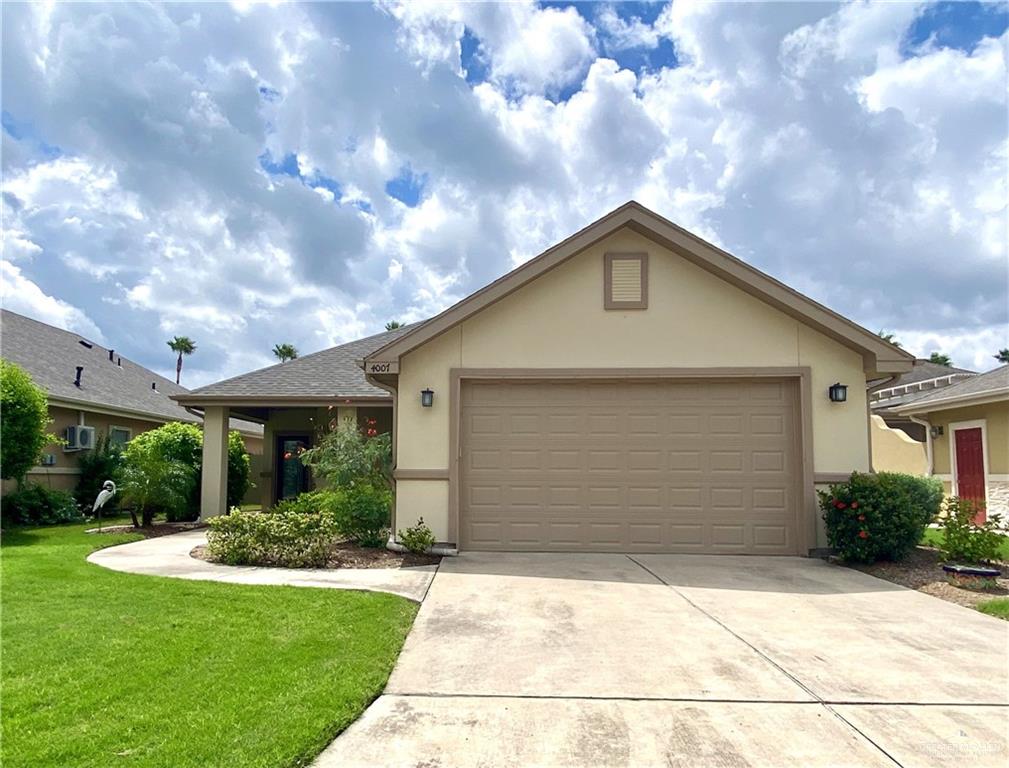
272, 343, 298, 362
299, 420, 392, 490
0, 360, 53, 487
120, 444, 196, 527
124, 421, 251, 519
929, 352, 952, 367
995, 348, 1009, 364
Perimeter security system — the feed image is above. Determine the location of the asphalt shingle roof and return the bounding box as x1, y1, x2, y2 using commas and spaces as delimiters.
870, 358, 977, 411
183, 324, 415, 400
899, 365, 1009, 411
0, 310, 262, 434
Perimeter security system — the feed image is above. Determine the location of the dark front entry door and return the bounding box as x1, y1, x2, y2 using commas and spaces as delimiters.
954, 427, 986, 523
276, 435, 310, 503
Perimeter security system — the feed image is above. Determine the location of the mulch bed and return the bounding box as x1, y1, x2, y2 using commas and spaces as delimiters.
87, 522, 205, 539
191, 541, 440, 570
844, 545, 1009, 610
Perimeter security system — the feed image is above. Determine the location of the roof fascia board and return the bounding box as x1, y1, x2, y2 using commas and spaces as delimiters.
48, 397, 188, 426
894, 388, 1009, 415
172, 394, 392, 407
365, 202, 912, 373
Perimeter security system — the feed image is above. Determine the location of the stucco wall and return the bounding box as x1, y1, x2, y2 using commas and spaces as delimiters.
870, 414, 927, 475
394, 227, 871, 544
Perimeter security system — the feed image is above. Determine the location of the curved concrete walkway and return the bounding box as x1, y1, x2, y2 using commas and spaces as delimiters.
87, 530, 437, 602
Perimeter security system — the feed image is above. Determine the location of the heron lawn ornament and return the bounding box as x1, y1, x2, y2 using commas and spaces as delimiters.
93, 480, 116, 532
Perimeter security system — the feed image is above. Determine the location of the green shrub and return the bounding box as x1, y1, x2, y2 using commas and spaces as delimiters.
299, 421, 392, 491
937, 497, 1005, 564
123, 422, 251, 521
226, 431, 252, 509
206, 508, 338, 568
74, 434, 123, 513
820, 472, 943, 563
271, 489, 344, 517
1, 485, 81, 527
397, 517, 435, 554
0, 360, 53, 485
332, 484, 391, 547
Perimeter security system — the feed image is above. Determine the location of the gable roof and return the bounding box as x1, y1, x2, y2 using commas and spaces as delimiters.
364, 201, 913, 376
175, 324, 414, 404
895, 365, 1009, 414
1, 310, 262, 435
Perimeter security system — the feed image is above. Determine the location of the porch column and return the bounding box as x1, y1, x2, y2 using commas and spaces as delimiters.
200, 406, 229, 519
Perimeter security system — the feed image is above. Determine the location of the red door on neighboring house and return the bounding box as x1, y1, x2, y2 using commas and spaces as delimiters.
954, 427, 986, 523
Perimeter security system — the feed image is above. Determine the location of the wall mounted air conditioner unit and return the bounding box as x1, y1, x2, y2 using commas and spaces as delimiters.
64, 425, 96, 451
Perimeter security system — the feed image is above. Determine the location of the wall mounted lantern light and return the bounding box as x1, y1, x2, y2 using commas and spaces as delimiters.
827, 382, 848, 403
420, 388, 434, 408
930, 425, 944, 439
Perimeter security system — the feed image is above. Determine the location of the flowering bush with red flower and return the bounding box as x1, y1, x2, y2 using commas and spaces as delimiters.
819, 472, 943, 563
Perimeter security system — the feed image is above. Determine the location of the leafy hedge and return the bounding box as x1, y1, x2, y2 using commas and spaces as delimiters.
206, 508, 338, 568
1, 485, 82, 527
820, 472, 943, 562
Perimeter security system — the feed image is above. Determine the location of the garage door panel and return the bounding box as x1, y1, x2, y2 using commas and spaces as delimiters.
460, 379, 801, 554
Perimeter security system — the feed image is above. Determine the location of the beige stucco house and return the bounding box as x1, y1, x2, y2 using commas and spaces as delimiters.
867, 359, 978, 477
0, 310, 263, 496
894, 365, 1009, 521
180, 202, 913, 555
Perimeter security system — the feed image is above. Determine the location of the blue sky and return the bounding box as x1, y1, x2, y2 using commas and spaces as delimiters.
2, 1, 1006, 385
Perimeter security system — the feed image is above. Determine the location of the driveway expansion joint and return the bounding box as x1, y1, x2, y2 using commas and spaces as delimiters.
624, 554, 907, 768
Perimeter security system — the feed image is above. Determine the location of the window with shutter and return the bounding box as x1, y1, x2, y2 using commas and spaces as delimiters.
604, 252, 648, 309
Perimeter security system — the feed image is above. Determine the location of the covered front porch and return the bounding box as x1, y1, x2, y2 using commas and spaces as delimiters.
194, 399, 393, 517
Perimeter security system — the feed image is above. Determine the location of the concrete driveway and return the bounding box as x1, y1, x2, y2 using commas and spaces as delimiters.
316, 553, 1009, 768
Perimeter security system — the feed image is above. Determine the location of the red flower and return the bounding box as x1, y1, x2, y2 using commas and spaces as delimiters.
857, 514, 866, 522
283, 452, 292, 460
835, 501, 847, 510
858, 530, 869, 539
851, 501, 859, 509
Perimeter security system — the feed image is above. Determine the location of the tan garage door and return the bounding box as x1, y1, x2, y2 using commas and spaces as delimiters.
459, 379, 802, 554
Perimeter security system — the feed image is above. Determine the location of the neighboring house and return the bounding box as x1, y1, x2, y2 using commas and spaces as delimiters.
869, 359, 976, 441
179, 201, 913, 555
894, 365, 1009, 521
868, 359, 976, 476
0, 310, 263, 495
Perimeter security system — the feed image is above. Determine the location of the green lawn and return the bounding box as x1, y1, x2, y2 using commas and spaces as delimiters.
1, 521, 417, 768
977, 598, 1009, 620
920, 527, 1009, 561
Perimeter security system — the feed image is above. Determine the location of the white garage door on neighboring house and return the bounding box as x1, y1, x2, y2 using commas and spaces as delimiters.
459, 378, 803, 554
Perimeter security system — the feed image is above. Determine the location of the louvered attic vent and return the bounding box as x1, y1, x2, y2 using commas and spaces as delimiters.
604, 252, 648, 310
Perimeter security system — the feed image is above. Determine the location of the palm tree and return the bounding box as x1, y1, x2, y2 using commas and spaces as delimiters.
995, 348, 1009, 364
385, 320, 402, 331
167, 336, 196, 384
929, 352, 952, 367
877, 330, 902, 348
272, 343, 298, 362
